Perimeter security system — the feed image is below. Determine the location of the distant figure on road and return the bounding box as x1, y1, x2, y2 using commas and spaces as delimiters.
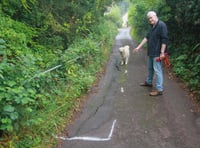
133, 11, 168, 96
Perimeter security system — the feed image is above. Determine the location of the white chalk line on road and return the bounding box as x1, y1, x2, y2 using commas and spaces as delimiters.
120, 69, 128, 93
53, 119, 117, 141
121, 87, 124, 93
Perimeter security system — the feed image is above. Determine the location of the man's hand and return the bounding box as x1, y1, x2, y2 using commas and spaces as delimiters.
160, 52, 165, 59
133, 47, 139, 53
133, 38, 147, 53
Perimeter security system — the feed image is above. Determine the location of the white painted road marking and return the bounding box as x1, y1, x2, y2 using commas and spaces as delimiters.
53, 119, 117, 141
121, 87, 124, 93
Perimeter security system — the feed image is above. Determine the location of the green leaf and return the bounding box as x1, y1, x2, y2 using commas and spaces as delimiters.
194, 55, 200, 64
0, 74, 4, 79
10, 112, 19, 120
3, 105, 15, 112
7, 80, 17, 87
191, 43, 200, 52
176, 54, 187, 61
0, 45, 6, 49
21, 97, 32, 104
0, 38, 5, 44
1, 118, 11, 124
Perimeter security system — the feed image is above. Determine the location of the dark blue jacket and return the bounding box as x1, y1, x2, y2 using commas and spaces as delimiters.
146, 20, 168, 57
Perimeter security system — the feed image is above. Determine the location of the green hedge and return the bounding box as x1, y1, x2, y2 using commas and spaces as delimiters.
0, 2, 120, 147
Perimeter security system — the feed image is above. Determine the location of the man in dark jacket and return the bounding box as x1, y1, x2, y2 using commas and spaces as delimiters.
133, 11, 168, 96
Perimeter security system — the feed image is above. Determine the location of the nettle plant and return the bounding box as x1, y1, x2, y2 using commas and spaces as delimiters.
0, 17, 55, 134
0, 41, 36, 132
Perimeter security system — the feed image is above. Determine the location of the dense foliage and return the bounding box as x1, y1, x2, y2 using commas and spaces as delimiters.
1, 0, 199, 147
1, 0, 116, 49
129, 0, 200, 98
0, 0, 122, 147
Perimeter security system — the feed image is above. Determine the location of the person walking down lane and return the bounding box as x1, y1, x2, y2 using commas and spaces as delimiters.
133, 11, 168, 96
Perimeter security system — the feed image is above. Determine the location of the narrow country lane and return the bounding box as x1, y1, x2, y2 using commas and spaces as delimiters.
57, 27, 200, 148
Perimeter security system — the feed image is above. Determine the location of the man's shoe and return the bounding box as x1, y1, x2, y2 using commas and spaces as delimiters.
140, 82, 152, 87
149, 91, 163, 96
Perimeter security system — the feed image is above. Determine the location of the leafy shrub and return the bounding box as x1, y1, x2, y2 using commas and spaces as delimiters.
172, 44, 200, 93
0, 3, 119, 146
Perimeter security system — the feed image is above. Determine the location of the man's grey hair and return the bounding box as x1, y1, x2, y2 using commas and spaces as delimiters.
147, 11, 157, 17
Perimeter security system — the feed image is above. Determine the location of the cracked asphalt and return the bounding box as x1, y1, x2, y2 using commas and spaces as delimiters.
58, 27, 200, 148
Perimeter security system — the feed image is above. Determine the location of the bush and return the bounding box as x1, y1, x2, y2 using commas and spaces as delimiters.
0, 5, 119, 146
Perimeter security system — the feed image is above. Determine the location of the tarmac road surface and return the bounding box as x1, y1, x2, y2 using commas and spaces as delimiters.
57, 27, 200, 148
